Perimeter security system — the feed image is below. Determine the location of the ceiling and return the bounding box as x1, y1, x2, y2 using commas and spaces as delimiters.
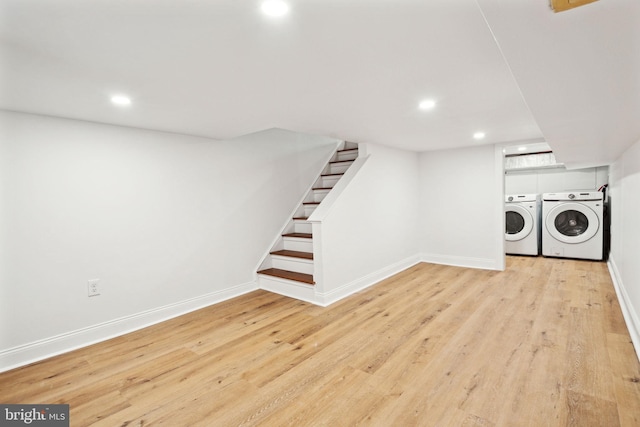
1, 0, 638, 168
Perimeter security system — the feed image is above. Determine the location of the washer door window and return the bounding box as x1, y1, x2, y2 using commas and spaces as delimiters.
545, 202, 599, 244
505, 204, 533, 241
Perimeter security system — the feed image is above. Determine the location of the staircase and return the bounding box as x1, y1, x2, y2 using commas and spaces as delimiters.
257, 141, 358, 296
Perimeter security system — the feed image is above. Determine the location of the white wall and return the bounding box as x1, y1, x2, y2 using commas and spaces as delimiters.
505, 166, 609, 195
310, 143, 421, 304
0, 110, 511, 368
608, 138, 640, 360
0, 110, 337, 370
418, 144, 504, 270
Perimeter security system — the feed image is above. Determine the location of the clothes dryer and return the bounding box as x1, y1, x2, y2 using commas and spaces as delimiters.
542, 191, 604, 260
505, 194, 540, 256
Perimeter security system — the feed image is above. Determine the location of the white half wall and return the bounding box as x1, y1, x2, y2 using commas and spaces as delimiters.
418, 144, 504, 270
608, 138, 640, 361
310, 143, 421, 305
0, 110, 338, 371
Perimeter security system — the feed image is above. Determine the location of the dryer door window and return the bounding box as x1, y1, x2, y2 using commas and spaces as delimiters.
545, 203, 599, 244
554, 210, 589, 236
505, 205, 533, 241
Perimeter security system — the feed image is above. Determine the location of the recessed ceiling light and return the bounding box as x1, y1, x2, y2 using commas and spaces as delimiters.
261, 0, 289, 17
418, 99, 436, 110
473, 132, 486, 140
111, 95, 131, 106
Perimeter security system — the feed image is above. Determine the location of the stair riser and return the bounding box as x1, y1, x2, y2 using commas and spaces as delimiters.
312, 189, 330, 202
271, 256, 314, 275
293, 221, 312, 234
304, 205, 317, 217
320, 176, 341, 187
283, 238, 313, 252
343, 141, 358, 149
327, 162, 352, 174
336, 151, 358, 162
258, 276, 316, 304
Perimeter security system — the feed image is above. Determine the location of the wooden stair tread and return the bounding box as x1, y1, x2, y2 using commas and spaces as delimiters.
271, 250, 313, 260
293, 216, 308, 221
282, 232, 312, 239
313, 187, 333, 191
337, 148, 358, 153
258, 268, 315, 285
303, 201, 320, 205
329, 159, 355, 164
321, 173, 344, 177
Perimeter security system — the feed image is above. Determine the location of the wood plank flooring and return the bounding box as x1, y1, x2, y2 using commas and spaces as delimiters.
1, 256, 639, 426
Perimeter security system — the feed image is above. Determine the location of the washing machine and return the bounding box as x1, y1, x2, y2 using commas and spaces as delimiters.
505, 194, 540, 256
542, 191, 604, 260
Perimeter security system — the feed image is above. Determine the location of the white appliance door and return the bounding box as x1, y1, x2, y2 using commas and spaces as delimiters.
505, 204, 533, 241
545, 203, 599, 244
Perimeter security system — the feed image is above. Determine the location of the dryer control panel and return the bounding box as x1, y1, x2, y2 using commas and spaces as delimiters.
543, 191, 603, 202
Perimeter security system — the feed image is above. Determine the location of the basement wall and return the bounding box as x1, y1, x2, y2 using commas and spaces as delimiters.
418, 144, 504, 271
608, 138, 640, 360
0, 110, 338, 371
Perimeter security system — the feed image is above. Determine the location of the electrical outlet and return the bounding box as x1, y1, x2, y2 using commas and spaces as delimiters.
88, 279, 100, 297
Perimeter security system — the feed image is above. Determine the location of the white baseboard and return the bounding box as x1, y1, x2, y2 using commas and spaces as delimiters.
0, 281, 258, 373
420, 253, 501, 271
608, 256, 640, 362
315, 255, 421, 307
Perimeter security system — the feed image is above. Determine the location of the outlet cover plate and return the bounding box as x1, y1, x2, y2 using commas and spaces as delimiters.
88, 279, 100, 297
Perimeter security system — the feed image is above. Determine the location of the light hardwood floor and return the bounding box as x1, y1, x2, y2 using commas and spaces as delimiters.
1, 257, 639, 426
